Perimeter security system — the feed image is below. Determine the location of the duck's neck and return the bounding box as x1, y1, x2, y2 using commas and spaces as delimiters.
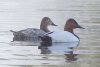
64, 27, 79, 39
40, 24, 50, 32
64, 27, 74, 34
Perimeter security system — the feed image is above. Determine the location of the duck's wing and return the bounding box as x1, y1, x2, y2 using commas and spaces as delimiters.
10, 28, 46, 41
19, 28, 47, 41
20, 28, 46, 37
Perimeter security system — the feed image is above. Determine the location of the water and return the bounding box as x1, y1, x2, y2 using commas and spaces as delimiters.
0, 0, 100, 67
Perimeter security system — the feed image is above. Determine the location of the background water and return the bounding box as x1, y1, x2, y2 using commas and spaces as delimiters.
0, 0, 100, 67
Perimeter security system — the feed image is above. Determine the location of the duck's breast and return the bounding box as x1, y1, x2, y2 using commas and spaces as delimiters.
49, 31, 79, 42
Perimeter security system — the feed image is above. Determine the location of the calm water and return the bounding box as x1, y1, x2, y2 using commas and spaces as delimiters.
0, 0, 100, 67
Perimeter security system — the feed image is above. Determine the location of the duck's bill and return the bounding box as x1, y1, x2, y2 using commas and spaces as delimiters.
51, 23, 57, 26
77, 25, 85, 29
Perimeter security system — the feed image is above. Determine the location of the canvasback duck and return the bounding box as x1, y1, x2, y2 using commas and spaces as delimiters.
10, 17, 57, 41
40, 18, 84, 42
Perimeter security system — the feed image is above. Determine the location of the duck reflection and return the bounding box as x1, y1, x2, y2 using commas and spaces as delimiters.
38, 41, 79, 62
38, 36, 52, 54
65, 51, 78, 62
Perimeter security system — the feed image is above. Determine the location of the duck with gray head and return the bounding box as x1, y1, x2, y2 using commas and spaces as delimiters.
10, 17, 57, 41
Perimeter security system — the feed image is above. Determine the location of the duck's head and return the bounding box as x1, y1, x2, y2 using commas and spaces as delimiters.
41, 17, 57, 26
40, 17, 57, 32
64, 18, 84, 33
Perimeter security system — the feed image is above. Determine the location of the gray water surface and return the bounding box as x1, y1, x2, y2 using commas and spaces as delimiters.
0, 0, 100, 67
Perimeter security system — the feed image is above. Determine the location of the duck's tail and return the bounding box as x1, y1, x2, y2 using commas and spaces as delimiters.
10, 30, 16, 33
10, 30, 17, 35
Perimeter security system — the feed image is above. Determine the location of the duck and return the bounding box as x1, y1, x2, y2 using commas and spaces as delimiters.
10, 17, 57, 41
40, 18, 84, 42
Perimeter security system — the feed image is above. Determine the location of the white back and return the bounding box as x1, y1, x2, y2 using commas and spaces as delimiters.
49, 31, 79, 42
